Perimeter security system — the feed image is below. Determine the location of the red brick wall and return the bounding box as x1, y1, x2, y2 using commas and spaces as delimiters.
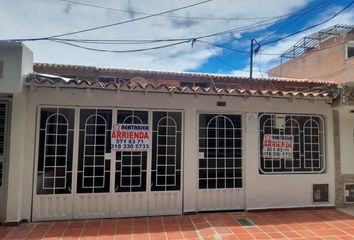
269, 35, 354, 83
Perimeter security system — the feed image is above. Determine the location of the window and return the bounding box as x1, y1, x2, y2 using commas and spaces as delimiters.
347, 47, 354, 59
0, 61, 3, 78
180, 81, 194, 87
151, 112, 182, 191
0, 163, 2, 187
195, 82, 208, 88
0, 102, 8, 187
0, 103, 6, 157
259, 113, 325, 174
214, 84, 241, 89
115, 110, 148, 192
37, 108, 75, 194
77, 109, 112, 193
346, 42, 354, 59
283, 86, 309, 92
199, 114, 242, 189
98, 77, 115, 83
180, 81, 209, 88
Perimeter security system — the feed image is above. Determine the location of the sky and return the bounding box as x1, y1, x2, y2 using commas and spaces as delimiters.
1, 0, 354, 77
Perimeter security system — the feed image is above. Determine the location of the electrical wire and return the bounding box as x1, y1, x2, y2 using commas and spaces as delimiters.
8, 0, 212, 41
176, 0, 342, 40
197, 40, 261, 73
258, 0, 341, 43
197, 39, 284, 55
261, 0, 354, 46
39, 0, 354, 58
3, 0, 351, 62
50, 39, 191, 53
7, 0, 338, 43
56, 0, 282, 21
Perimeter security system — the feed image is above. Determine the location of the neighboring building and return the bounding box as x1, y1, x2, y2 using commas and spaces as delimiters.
269, 24, 354, 208
0, 41, 339, 224
268, 24, 354, 83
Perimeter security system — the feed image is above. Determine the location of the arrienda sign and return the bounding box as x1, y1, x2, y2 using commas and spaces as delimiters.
111, 124, 149, 151
262, 134, 294, 160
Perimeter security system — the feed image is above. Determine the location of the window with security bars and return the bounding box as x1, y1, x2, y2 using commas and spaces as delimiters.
0, 103, 7, 188
115, 110, 148, 192
77, 109, 112, 193
0, 103, 6, 157
151, 111, 182, 191
199, 114, 242, 189
0, 162, 2, 187
37, 108, 74, 194
259, 113, 325, 174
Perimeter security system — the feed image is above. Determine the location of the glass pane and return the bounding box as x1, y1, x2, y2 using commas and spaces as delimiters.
151, 111, 182, 191
198, 114, 242, 189
37, 108, 74, 195
259, 114, 325, 174
115, 110, 148, 193
77, 109, 111, 194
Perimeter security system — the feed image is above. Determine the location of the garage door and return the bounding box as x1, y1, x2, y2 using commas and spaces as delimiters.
197, 113, 244, 211
32, 107, 183, 221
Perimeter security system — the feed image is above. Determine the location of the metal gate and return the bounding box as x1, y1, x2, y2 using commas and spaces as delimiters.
197, 113, 244, 211
0, 102, 9, 223
33, 107, 183, 221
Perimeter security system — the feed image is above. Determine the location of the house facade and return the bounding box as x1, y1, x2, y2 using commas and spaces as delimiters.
268, 25, 354, 208
0, 41, 338, 224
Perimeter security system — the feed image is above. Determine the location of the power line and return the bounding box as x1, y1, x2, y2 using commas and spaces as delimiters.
51, 0, 213, 38
40, 8, 319, 47
7, 0, 337, 43
261, 0, 354, 46
197, 40, 283, 55
197, 41, 249, 72
56, 0, 280, 21
181, 0, 343, 40
5, 14, 291, 43
42, 0, 335, 53
197, 40, 249, 53
50, 39, 191, 53
9, 0, 212, 41
4, 0, 351, 60
258, 0, 341, 43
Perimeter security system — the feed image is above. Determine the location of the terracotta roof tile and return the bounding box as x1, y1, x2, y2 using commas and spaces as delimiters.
25, 73, 335, 100
33, 63, 337, 85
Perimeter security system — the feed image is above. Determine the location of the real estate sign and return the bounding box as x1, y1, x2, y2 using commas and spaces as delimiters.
111, 124, 150, 151
262, 134, 294, 160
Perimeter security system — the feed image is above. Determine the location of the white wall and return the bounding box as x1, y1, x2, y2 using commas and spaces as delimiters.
6, 92, 27, 222
0, 42, 33, 94
339, 108, 354, 174
11, 87, 335, 222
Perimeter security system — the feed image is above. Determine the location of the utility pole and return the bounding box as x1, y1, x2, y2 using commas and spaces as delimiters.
249, 38, 257, 79
249, 38, 261, 80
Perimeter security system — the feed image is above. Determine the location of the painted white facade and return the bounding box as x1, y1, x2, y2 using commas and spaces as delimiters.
16, 87, 334, 221
338, 108, 354, 174
0, 42, 336, 223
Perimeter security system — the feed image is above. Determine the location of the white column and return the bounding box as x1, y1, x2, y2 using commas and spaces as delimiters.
5, 92, 27, 223
183, 109, 198, 213
244, 112, 258, 210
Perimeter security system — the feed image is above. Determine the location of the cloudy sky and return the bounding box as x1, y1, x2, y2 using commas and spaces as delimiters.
1, 0, 354, 76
